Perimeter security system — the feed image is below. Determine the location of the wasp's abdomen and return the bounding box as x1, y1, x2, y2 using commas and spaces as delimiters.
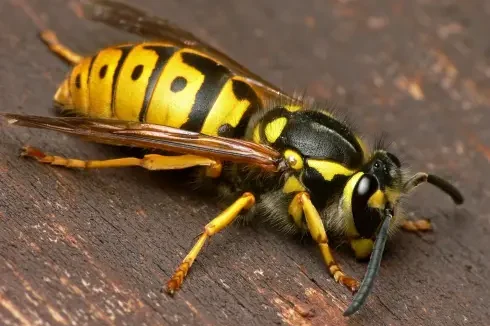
55, 42, 261, 138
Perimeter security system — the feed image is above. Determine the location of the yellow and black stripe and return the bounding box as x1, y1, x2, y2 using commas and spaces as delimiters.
56, 43, 262, 138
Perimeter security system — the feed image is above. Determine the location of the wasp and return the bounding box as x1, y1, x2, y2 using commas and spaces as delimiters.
1, 0, 463, 316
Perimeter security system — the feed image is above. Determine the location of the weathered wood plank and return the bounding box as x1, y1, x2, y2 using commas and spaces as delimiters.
0, 0, 489, 325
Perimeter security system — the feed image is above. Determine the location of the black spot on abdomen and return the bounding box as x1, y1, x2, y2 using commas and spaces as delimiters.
131, 64, 144, 80
99, 65, 108, 79
75, 74, 81, 89
170, 76, 187, 92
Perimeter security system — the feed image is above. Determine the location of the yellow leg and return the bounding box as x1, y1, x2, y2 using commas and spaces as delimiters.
40, 30, 82, 65
290, 192, 359, 293
401, 219, 432, 232
21, 146, 222, 177
166, 192, 255, 294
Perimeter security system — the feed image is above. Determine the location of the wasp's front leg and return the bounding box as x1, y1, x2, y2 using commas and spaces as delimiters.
289, 192, 359, 293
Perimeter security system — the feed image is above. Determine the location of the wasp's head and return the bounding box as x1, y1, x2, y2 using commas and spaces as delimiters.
342, 148, 463, 244
342, 150, 403, 240
342, 149, 463, 316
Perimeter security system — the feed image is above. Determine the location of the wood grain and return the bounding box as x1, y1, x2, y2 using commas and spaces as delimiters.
1, 0, 489, 325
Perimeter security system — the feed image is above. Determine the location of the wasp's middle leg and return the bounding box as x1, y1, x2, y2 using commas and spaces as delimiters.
166, 192, 255, 294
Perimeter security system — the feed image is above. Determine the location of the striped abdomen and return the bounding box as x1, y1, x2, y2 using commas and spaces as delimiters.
54, 42, 262, 138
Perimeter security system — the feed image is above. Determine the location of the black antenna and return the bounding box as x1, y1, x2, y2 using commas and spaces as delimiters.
427, 174, 464, 205
404, 172, 464, 205
343, 207, 393, 316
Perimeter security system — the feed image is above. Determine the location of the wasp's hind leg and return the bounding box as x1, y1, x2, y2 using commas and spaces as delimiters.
290, 192, 359, 293
401, 218, 432, 232
21, 146, 222, 177
40, 30, 82, 65
166, 192, 255, 294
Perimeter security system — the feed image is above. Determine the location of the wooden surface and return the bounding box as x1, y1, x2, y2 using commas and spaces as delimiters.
1, 0, 489, 325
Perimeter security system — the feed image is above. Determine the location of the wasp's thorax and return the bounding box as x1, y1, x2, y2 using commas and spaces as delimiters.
247, 105, 372, 228
251, 106, 365, 167
249, 105, 367, 203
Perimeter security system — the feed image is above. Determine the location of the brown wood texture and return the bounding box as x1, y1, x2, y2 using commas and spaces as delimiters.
1, 0, 489, 325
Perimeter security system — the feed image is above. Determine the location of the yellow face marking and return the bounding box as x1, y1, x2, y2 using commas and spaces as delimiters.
264, 117, 287, 143
201, 78, 251, 136
283, 175, 305, 194
284, 149, 303, 170
88, 47, 126, 118
145, 50, 204, 127
367, 190, 386, 209
342, 172, 364, 238
306, 159, 354, 181
69, 57, 92, 116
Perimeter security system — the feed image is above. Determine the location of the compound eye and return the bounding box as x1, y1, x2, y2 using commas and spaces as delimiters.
284, 149, 303, 170
351, 174, 382, 238
355, 174, 379, 198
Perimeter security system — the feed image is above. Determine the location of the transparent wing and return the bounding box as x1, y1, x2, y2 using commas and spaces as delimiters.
82, 0, 294, 103
2, 113, 283, 172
